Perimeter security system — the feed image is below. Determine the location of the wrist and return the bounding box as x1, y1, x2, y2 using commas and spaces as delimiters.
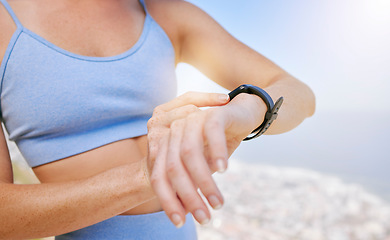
133, 160, 154, 198
228, 93, 267, 132
228, 84, 283, 140
114, 161, 155, 202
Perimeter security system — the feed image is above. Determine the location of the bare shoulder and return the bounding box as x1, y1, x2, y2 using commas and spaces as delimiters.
146, 0, 206, 17
0, 2, 17, 66
145, 0, 217, 36
144, 0, 218, 62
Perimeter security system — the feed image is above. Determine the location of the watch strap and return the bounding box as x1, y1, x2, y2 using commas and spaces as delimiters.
228, 84, 283, 140
244, 96, 283, 140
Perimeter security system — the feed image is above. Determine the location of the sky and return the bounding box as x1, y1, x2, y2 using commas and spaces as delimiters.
178, 0, 390, 112
177, 1, 390, 201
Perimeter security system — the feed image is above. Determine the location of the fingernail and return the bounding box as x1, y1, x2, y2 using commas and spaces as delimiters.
194, 209, 210, 225
216, 159, 226, 173
218, 94, 229, 102
208, 195, 222, 209
171, 213, 184, 228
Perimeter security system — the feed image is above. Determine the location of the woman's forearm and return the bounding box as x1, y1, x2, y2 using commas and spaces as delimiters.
263, 75, 316, 134
0, 161, 154, 239
232, 75, 315, 136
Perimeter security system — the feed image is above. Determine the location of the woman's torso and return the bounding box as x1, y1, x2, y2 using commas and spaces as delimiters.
0, 0, 178, 215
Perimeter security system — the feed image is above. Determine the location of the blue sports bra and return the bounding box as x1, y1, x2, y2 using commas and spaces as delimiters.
0, 0, 177, 167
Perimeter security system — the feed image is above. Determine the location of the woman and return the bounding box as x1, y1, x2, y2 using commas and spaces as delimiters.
0, 0, 315, 239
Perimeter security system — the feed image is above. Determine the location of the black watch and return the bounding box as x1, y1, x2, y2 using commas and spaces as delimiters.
228, 84, 283, 140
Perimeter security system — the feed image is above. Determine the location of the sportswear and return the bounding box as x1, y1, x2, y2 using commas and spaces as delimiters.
0, 0, 177, 167
55, 212, 197, 240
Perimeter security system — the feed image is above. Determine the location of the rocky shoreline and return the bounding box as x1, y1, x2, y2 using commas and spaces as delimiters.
196, 160, 390, 240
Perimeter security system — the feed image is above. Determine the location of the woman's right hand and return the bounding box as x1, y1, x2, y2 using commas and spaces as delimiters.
145, 90, 269, 227
146, 91, 229, 173
145, 92, 229, 223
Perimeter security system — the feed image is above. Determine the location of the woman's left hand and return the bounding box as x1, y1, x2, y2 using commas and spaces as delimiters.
147, 92, 266, 227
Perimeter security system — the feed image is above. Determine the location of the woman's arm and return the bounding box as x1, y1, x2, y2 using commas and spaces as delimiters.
0, 92, 228, 239
0, 7, 156, 239
146, 0, 315, 227
147, 0, 315, 131
175, 1, 315, 132
0, 127, 154, 239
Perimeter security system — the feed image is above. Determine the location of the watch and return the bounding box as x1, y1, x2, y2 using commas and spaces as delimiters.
228, 84, 283, 140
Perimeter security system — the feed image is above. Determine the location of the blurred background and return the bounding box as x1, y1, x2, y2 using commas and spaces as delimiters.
177, 0, 390, 201
8, 0, 390, 239
177, 1, 390, 238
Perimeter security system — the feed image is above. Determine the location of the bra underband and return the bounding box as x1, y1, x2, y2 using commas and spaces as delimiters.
0, 0, 177, 167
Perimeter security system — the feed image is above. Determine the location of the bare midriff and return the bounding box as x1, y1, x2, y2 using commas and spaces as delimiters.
32, 136, 162, 215
2, 0, 164, 216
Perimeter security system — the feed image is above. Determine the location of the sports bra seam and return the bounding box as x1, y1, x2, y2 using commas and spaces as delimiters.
0, 29, 22, 116
20, 24, 152, 63
1, 0, 153, 62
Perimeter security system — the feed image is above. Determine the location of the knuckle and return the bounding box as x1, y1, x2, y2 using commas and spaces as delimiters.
147, 118, 157, 129
205, 118, 221, 130
152, 106, 164, 116
185, 91, 196, 97
185, 104, 198, 113
207, 108, 222, 117
187, 111, 202, 121
148, 145, 157, 157
146, 132, 154, 141
147, 133, 160, 145
146, 120, 152, 129
180, 91, 196, 102
162, 208, 175, 217
177, 93, 188, 102
166, 160, 179, 175
198, 178, 213, 189
150, 173, 160, 186
170, 119, 184, 130
181, 193, 200, 208
180, 143, 194, 158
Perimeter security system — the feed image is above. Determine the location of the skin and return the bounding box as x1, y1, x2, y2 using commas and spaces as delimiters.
0, 0, 315, 238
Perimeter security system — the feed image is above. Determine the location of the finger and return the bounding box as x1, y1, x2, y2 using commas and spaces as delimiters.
157, 92, 229, 112
166, 119, 211, 225
147, 105, 200, 162
180, 113, 224, 210
164, 104, 201, 126
147, 128, 167, 163
150, 134, 186, 228
203, 111, 229, 173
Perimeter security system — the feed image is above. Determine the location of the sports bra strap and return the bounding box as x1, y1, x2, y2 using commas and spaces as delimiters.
139, 0, 148, 14
0, 0, 23, 28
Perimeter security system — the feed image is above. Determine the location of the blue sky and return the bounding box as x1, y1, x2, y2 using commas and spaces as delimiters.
179, 0, 390, 112
177, 1, 390, 200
